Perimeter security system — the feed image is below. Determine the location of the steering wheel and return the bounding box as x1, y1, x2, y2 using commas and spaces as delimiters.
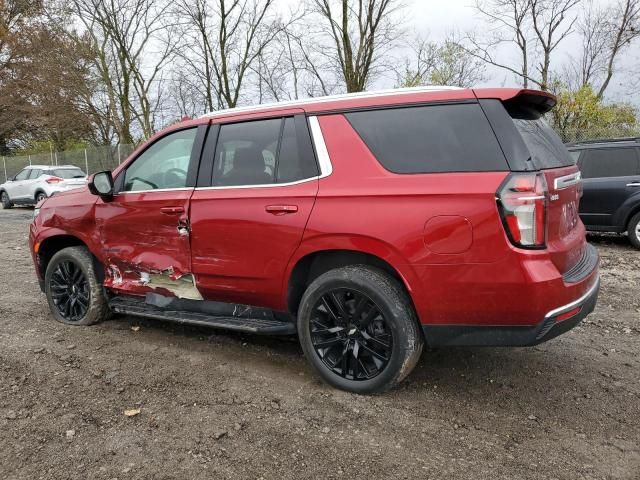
126, 177, 158, 190
166, 167, 188, 178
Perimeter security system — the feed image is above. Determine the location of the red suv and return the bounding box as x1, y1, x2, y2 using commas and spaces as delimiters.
29, 87, 600, 393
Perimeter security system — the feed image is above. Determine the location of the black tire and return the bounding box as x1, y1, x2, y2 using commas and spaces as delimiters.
297, 265, 423, 394
628, 212, 640, 250
35, 191, 47, 203
1, 191, 12, 209
44, 246, 110, 326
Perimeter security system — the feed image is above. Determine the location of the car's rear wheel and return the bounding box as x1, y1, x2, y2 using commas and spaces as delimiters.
628, 212, 640, 250
297, 265, 423, 394
1, 191, 12, 209
35, 191, 46, 203
45, 246, 110, 326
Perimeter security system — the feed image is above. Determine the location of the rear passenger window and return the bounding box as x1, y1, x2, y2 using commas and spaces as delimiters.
277, 118, 318, 183
28, 169, 43, 179
345, 104, 508, 173
579, 148, 639, 179
212, 117, 318, 186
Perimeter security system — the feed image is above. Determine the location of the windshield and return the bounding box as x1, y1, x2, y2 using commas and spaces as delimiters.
52, 168, 86, 179
513, 118, 575, 169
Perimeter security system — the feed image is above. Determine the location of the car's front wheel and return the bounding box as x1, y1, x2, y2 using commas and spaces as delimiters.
628, 212, 640, 250
44, 246, 110, 326
1, 191, 12, 209
297, 265, 423, 394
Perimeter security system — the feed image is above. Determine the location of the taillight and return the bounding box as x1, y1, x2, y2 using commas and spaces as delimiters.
497, 173, 547, 248
45, 176, 63, 184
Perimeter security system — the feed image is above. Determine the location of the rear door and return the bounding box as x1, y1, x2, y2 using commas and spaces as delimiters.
577, 147, 640, 228
24, 168, 43, 199
189, 114, 319, 309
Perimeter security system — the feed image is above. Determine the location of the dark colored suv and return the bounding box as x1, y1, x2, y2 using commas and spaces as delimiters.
567, 138, 640, 249
29, 87, 600, 393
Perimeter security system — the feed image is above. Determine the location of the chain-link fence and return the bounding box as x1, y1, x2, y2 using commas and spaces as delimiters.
1, 144, 135, 182
557, 126, 640, 144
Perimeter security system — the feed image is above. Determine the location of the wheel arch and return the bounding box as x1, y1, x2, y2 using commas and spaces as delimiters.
285, 243, 421, 318
37, 234, 104, 284
34, 189, 46, 201
623, 203, 640, 230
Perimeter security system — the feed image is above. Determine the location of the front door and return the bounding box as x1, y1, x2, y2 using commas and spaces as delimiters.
579, 147, 640, 227
7, 168, 31, 200
189, 115, 320, 309
95, 126, 205, 299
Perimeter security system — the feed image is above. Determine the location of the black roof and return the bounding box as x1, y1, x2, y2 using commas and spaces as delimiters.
566, 137, 640, 149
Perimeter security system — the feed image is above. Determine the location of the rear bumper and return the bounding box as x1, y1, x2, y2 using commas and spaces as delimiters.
422, 274, 600, 347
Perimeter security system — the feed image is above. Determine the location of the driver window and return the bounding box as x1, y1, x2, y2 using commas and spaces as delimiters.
123, 128, 197, 192
14, 169, 30, 181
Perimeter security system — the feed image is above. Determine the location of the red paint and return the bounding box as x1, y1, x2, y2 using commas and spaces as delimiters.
29, 87, 597, 331
423, 216, 473, 254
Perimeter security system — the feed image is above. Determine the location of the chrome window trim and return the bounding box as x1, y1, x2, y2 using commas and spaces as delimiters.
308, 116, 333, 179
194, 115, 334, 191
117, 187, 194, 195
195, 177, 318, 191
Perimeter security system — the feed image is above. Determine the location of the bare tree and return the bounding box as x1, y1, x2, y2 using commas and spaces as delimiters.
596, 0, 640, 98
466, 0, 534, 87
468, 0, 580, 90
307, 0, 403, 93
175, 0, 284, 111
71, 0, 176, 143
529, 0, 580, 91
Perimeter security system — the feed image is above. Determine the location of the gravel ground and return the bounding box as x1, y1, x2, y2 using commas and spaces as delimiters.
0, 207, 638, 480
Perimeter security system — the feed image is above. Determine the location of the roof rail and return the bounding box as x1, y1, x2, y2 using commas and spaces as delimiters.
200, 86, 462, 119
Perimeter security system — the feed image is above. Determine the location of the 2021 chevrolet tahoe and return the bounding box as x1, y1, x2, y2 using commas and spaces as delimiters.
29, 87, 600, 393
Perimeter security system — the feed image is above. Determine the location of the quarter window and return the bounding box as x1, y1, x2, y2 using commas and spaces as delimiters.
123, 128, 196, 192
579, 148, 639, 179
345, 104, 508, 173
211, 117, 318, 187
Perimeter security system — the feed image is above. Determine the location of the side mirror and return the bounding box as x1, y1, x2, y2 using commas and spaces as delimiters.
88, 171, 114, 198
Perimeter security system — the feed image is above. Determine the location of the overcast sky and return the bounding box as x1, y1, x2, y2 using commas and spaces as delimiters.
283, 0, 639, 104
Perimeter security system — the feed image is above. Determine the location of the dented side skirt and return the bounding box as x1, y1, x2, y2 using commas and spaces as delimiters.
144, 292, 283, 320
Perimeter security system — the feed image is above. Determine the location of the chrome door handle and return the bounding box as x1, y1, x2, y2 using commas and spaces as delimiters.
627, 182, 640, 187
161, 206, 185, 214
265, 205, 298, 215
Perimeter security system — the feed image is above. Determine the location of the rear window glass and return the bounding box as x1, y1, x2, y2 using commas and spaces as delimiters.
512, 118, 574, 169
346, 103, 508, 173
52, 168, 85, 179
579, 148, 639, 179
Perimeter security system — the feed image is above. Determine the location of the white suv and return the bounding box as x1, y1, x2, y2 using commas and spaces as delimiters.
0, 165, 87, 208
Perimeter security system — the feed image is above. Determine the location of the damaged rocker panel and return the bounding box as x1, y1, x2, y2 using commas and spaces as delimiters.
108, 293, 296, 335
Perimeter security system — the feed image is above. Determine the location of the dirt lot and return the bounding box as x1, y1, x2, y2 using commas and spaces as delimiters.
0, 207, 638, 480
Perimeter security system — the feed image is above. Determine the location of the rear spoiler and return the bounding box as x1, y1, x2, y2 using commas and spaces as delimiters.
474, 88, 557, 119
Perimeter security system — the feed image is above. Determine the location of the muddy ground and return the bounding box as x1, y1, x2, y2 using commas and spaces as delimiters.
0, 207, 638, 480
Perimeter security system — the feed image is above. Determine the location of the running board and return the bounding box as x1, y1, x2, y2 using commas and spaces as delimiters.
109, 295, 296, 335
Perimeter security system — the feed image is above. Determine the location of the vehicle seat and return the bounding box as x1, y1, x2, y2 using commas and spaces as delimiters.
218, 146, 273, 186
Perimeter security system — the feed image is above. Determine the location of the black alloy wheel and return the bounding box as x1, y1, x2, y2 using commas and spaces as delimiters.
49, 260, 90, 322
298, 265, 423, 393
310, 288, 393, 381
